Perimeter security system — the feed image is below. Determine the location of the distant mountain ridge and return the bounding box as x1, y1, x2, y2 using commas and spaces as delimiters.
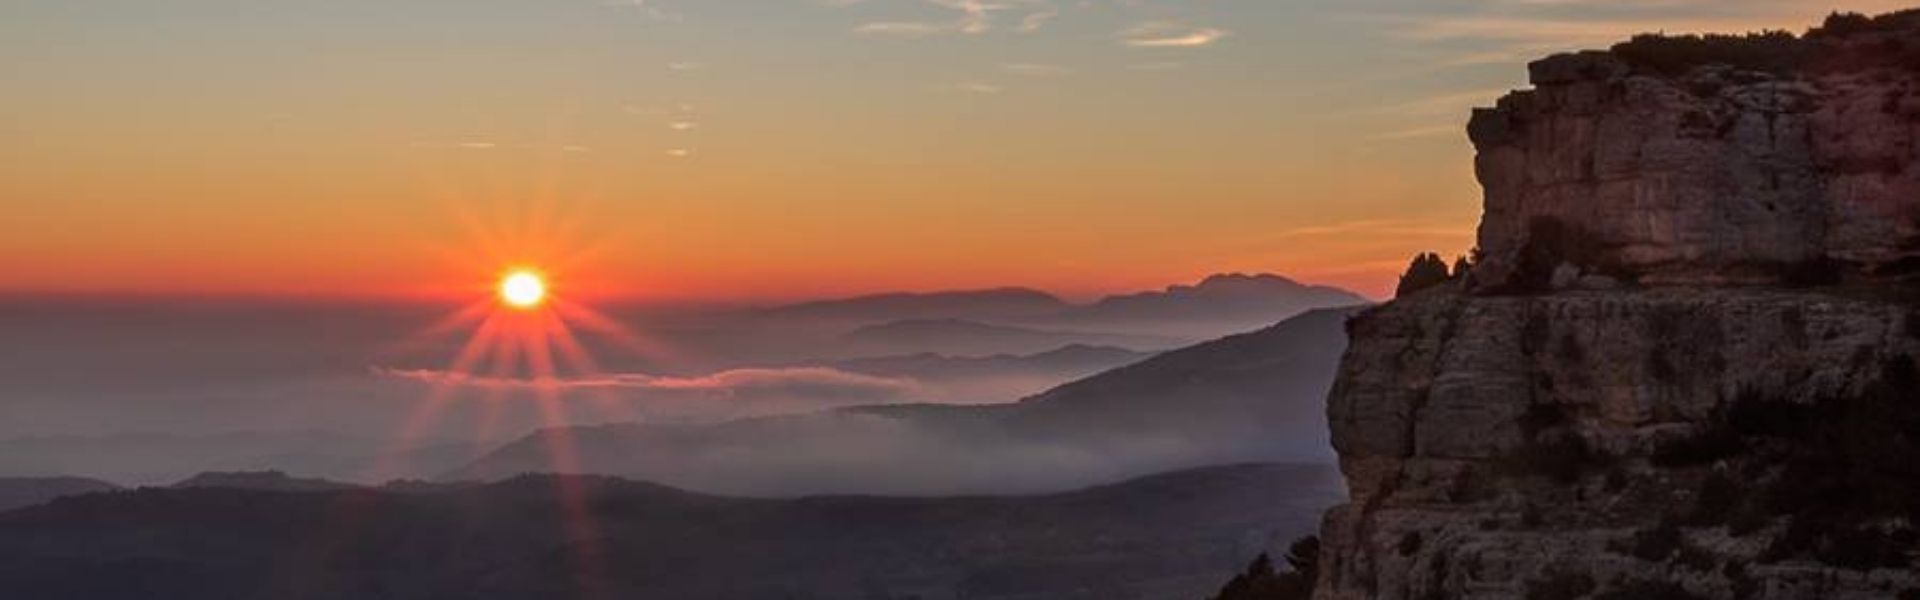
170, 470, 357, 492
447, 306, 1364, 495
832, 344, 1151, 381
1047, 273, 1370, 336
0, 477, 120, 513
0, 430, 485, 486
842, 318, 1181, 355
764, 273, 1366, 324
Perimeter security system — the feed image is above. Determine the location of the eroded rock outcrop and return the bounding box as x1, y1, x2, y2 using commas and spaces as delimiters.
1467, 19, 1920, 291
1316, 11, 1920, 600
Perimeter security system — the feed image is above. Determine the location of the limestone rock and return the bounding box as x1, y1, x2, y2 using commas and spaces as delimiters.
1313, 13, 1920, 600
1466, 25, 1920, 291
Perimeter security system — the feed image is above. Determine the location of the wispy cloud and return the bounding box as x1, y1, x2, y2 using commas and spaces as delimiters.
855, 21, 950, 37
1018, 9, 1057, 33
1119, 21, 1229, 48
853, 0, 1052, 38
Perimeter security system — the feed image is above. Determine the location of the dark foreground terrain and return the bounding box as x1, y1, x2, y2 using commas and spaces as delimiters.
0, 463, 1340, 600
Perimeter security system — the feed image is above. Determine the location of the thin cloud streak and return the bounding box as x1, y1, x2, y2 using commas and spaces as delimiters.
1120, 21, 1229, 48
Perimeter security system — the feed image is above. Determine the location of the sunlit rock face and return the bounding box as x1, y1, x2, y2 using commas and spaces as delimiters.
1314, 12, 1920, 600
1466, 31, 1920, 290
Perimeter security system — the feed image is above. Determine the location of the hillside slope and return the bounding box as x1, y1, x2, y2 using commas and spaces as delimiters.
0, 477, 119, 512
0, 463, 1340, 600
450, 307, 1363, 495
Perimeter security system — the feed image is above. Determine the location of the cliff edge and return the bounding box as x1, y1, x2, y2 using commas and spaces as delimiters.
1316, 10, 1920, 600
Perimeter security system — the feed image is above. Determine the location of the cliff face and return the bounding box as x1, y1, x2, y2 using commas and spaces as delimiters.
1316, 13, 1920, 600
1467, 27, 1920, 290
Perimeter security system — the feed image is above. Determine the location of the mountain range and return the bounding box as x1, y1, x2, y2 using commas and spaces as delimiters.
447, 307, 1361, 496
841, 318, 1180, 355
0, 431, 486, 486
764, 272, 1370, 341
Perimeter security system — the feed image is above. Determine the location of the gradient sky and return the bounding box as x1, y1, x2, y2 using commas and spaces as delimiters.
3, 0, 1909, 300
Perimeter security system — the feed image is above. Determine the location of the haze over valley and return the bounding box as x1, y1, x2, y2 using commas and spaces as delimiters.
0, 273, 1364, 491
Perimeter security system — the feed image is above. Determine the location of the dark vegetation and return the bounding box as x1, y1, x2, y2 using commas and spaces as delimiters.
1395, 252, 1454, 298
1753, 359, 1920, 569
1611, 30, 1805, 77
1504, 391, 1611, 485
1501, 216, 1618, 294
1205, 536, 1318, 600
1630, 354, 1920, 571
1608, 10, 1920, 77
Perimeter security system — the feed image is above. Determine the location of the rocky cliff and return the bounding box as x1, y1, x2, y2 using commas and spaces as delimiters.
1315, 11, 1920, 600
1467, 14, 1920, 291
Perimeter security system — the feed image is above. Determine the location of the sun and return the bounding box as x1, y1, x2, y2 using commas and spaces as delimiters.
498, 270, 547, 309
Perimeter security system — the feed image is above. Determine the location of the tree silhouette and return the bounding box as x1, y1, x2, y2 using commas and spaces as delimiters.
1395, 252, 1452, 297
1206, 536, 1318, 600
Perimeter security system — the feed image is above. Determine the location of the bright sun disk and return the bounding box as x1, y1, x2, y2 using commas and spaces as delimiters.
499, 271, 546, 309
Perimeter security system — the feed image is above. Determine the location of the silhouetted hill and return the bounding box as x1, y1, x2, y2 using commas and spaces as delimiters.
832, 344, 1151, 381
1004, 306, 1359, 458
0, 463, 1340, 600
843, 318, 1179, 355
760, 288, 1069, 321
1051, 274, 1368, 337
0, 477, 120, 512
449, 307, 1361, 495
0, 430, 484, 485
170, 470, 357, 492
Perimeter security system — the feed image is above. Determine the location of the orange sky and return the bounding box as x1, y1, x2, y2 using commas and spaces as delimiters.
3, 0, 1904, 301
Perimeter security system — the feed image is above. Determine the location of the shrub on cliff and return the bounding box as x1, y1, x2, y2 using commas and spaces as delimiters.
1611, 30, 1806, 76
1205, 536, 1318, 600
1395, 252, 1453, 298
1611, 10, 1920, 79
1808, 10, 1920, 38
1508, 217, 1608, 293
1704, 356, 1920, 568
